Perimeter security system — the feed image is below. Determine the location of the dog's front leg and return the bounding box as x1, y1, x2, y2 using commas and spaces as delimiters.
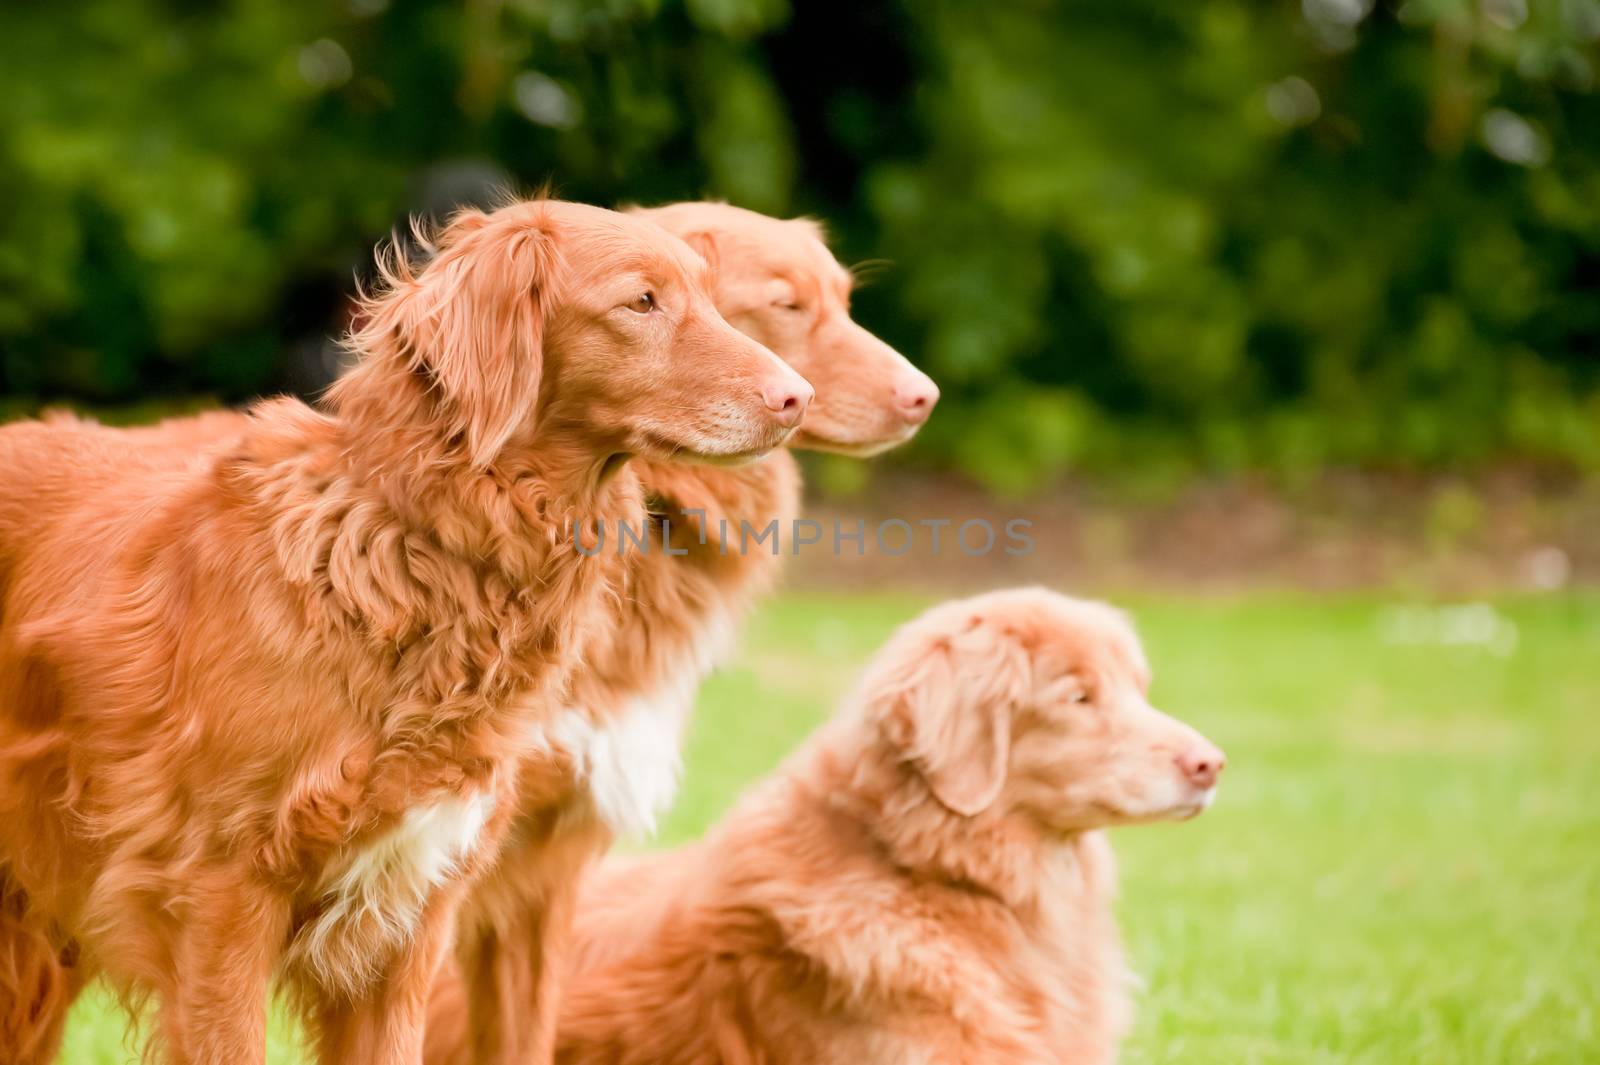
456, 868, 578, 1065
160, 883, 291, 1065
0, 882, 83, 1065
313, 880, 469, 1065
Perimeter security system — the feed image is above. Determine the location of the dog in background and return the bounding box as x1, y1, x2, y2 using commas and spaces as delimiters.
0, 199, 810, 1065
552, 587, 1225, 1065
419, 201, 939, 1065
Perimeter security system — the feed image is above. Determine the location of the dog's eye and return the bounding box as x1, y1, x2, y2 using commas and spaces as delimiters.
773, 299, 803, 312
628, 292, 656, 314
1069, 691, 1091, 705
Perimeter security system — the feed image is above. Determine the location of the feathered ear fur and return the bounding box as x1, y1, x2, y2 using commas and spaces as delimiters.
350, 206, 560, 468
866, 614, 1030, 817
675, 229, 720, 288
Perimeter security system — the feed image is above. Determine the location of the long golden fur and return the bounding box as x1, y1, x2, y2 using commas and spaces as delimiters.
551, 588, 1226, 1065
0, 198, 809, 1065
424, 200, 938, 1065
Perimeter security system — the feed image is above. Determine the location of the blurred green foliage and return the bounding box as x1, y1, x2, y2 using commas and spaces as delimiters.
2, 0, 1598, 486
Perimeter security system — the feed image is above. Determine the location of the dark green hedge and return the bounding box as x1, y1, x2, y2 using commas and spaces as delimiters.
2, 0, 1597, 486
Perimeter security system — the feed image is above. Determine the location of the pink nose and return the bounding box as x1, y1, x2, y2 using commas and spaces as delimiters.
892, 375, 939, 426
761, 379, 814, 429
1176, 741, 1226, 790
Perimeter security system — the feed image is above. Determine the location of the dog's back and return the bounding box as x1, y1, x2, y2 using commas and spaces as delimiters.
0, 416, 113, 565
0, 416, 224, 640
0, 413, 218, 563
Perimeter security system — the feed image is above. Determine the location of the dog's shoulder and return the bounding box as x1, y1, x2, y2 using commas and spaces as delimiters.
722, 769, 1131, 1059
722, 779, 1004, 1005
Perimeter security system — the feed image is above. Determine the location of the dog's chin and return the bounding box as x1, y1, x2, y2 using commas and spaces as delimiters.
1081, 786, 1217, 829
1158, 787, 1217, 822
680, 449, 769, 468
791, 422, 921, 458
632, 423, 797, 466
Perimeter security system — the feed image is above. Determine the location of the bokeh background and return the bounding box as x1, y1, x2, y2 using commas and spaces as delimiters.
5, 1, 1597, 1062
5, 0, 1600, 484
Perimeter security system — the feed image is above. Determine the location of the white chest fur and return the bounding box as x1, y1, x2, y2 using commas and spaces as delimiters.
333, 792, 494, 901
550, 605, 736, 839
293, 790, 495, 991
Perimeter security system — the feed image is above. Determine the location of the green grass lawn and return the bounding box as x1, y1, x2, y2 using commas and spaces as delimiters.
64, 591, 1600, 1063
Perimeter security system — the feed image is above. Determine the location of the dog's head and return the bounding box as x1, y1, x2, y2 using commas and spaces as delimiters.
343, 199, 812, 469
861, 588, 1224, 830
631, 202, 937, 457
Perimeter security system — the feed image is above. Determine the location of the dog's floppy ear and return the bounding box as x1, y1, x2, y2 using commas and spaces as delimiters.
870, 617, 1029, 817
676, 228, 720, 287
362, 207, 560, 468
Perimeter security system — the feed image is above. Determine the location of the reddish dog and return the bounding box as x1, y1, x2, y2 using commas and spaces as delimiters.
0, 198, 810, 1065
420, 202, 938, 1065
551, 588, 1225, 1065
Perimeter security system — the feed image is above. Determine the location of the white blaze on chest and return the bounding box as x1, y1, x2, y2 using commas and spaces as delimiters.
336, 792, 494, 897
552, 605, 737, 839
294, 789, 495, 989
